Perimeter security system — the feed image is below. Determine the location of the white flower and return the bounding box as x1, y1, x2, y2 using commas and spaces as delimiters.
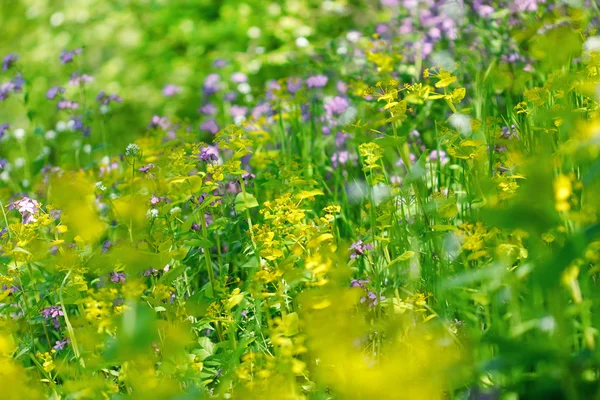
126, 143, 140, 156
13, 128, 25, 140
45, 130, 57, 140
83, 144, 92, 154
247, 26, 261, 39
14, 157, 25, 168
146, 208, 159, 218
237, 82, 251, 94
295, 37, 309, 48
95, 182, 106, 191
56, 121, 67, 132
170, 206, 181, 215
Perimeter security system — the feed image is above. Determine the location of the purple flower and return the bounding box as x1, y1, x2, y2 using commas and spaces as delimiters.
231, 72, 248, 84
198, 146, 219, 162
428, 150, 449, 166
41, 306, 64, 329
230, 105, 248, 119
200, 119, 219, 134
102, 240, 113, 253
46, 86, 66, 100
306, 75, 328, 89
501, 124, 519, 140
213, 59, 228, 68
349, 240, 374, 259
70, 115, 91, 136
110, 271, 126, 284
10, 74, 24, 93
8, 197, 40, 224
191, 223, 201, 232
252, 103, 271, 119
0, 123, 9, 138
57, 100, 79, 110
287, 77, 303, 94
324, 96, 350, 116
138, 163, 154, 173
0, 83, 12, 101
199, 103, 217, 115
53, 338, 70, 351
224, 91, 238, 102
512, 0, 545, 12
148, 115, 169, 130
203, 74, 221, 95
2, 53, 18, 71
69, 72, 93, 86
162, 84, 182, 97
59, 48, 82, 64
96, 91, 123, 105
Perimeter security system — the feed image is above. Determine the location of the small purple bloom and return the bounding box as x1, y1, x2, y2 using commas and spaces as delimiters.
110, 271, 126, 284
287, 77, 303, 94
69, 72, 93, 86
162, 84, 182, 97
96, 91, 122, 105
324, 96, 350, 116
349, 240, 373, 259
138, 163, 154, 173
53, 338, 70, 351
306, 75, 328, 89
231, 72, 248, 84
59, 48, 82, 64
148, 115, 169, 130
8, 197, 40, 224
198, 146, 219, 162
199, 103, 217, 115
0, 123, 9, 138
203, 74, 221, 95
2, 53, 18, 71
46, 86, 66, 100
200, 120, 219, 134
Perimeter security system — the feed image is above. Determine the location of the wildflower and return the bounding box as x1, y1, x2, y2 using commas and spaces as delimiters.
199, 103, 217, 115
10, 74, 24, 93
57, 100, 79, 110
349, 240, 373, 259
230, 105, 248, 119
109, 271, 126, 284
198, 146, 219, 162
162, 84, 182, 97
213, 59, 227, 68
2, 53, 18, 71
68, 72, 94, 86
46, 86, 65, 100
231, 72, 248, 84
125, 143, 140, 156
138, 163, 154, 173
203, 73, 221, 95
148, 115, 169, 130
147, 208, 159, 218
428, 150, 449, 166
0, 123, 9, 138
96, 91, 123, 105
200, 119, 219, 134
287, 77, 303, 94
59, 48, 82, 64
324, 96, 350, 116
41, 306, 64, 329
53, 338, 70, 351
70, 115, 91, 136
8, 196, 40, 224
306, 75, 328, 88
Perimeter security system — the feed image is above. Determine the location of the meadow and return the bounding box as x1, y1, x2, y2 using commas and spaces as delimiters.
1, 0, 600, 399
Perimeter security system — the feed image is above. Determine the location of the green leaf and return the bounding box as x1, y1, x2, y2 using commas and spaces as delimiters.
234, 192, 259, 213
